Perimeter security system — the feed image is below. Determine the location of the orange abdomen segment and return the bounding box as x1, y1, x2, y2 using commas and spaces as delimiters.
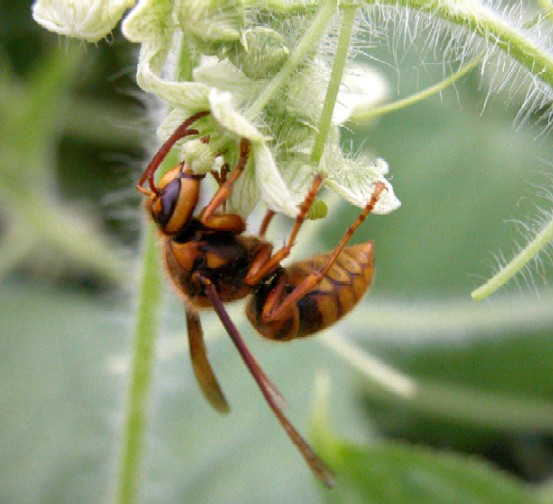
287, 241, 374, 337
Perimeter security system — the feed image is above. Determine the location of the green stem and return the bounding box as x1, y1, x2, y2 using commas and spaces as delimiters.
358, 56, 482, 121
0, 222, 36, 278
472, 216, 553, 300
322, 332, 553, 434
116, 223, 162, 504
370, 0, 553, 90
311, 5, 357, 164
245, 2, 336, 121
344, 295, 553, 336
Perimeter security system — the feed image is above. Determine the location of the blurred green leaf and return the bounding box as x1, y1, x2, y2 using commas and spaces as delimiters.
0, 283, 127, 504
310, 376, 544, 504
0, 46, 127, 284
316, 439, 543, 504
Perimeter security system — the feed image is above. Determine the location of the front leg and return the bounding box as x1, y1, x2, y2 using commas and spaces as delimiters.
199, 138, 250, 231
137, 111, 210, 195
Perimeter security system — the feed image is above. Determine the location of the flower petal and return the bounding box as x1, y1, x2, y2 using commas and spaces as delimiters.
228, 159, 260, 217
136, 42, 211, 109
121, 0, 172, 43
32, 0, 133, 42
253, 144, 301, 217
324, 156, 401, 214
334, 64, 389, 124
208, 89, 269, 143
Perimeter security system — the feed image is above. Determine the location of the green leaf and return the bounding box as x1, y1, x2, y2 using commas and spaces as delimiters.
310, 376, 544, 504
314, 438, 543, 504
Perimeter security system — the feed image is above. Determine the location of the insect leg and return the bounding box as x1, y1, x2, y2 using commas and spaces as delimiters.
185, 306, 230, 413
196, 276, 287, 409
200, 278, 334, 487
264, 182, 386, 322
137, 110, 210, 195
199, 138, 251, 227
258, 209, 276, 238
245, 174, 324, 285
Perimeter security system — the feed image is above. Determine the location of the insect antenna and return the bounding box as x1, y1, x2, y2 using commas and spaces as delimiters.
137, 110, 210, 195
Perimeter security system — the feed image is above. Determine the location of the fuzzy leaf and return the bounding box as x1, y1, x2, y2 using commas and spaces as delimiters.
315, 439, 542, 504
193, 57, 266, 106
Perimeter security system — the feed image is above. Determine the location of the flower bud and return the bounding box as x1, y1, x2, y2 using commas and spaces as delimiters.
177, 0, 244, 54
181, 139, 219, 175
227, 27, 289, 80
32, 0, 133, 42
307, 199, 328, 220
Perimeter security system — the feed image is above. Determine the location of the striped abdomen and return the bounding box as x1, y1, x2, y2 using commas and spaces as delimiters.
291, 241, 374, 337
247, 241, 374, 340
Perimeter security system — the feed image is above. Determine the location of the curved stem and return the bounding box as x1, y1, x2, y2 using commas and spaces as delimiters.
322, 331, 553, 434
472, 216, 553, 300
359, 55, 482, 121
116, 223, 162, 504
369, 0, 553, 90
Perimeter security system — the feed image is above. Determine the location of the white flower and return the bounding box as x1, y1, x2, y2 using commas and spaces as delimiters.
334, 64, 390, 124
32, 1, 400, 218
135, 42, 211, 108
32, 0, 133, 43
324, 156, 401, 214
208, 90, 300, 218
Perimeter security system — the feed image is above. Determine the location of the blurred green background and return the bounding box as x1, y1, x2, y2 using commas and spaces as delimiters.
3, 2, 553, 503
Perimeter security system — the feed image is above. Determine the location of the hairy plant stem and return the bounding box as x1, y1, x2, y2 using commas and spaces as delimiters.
322, 331, 553, 434
472, 217, 553, 300
360, 55, 482, 121
116, 223, 161, 504
371, 0, 553, 95
311, 5, 358, 164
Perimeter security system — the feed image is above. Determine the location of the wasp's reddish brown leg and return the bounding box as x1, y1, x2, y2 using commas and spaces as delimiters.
258, 210, 276, 238
265, 182, 386, 322
200, 278, 334, 488
199, 138, 251, 229
245, 174, 324, 285
194, 275, 287, 410
185, 306, 230, 413
137, 110, 210, 194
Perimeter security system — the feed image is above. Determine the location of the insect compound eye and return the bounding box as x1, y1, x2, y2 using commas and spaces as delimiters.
149, 166, 200, 235
152, 177, 182, 230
